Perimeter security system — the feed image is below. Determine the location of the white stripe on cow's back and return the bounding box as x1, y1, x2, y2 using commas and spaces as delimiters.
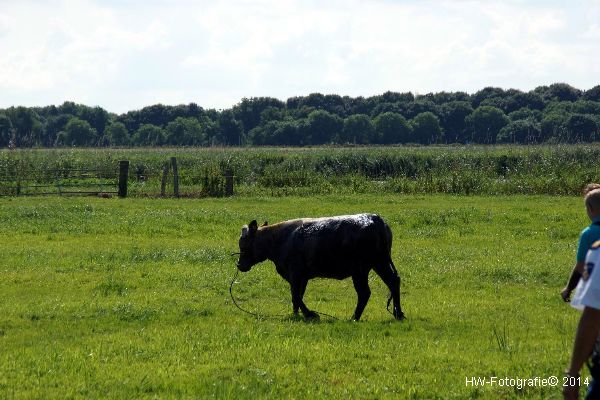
302, 213, 375, 223
300, 214, 376, 235
256, 214, 378, 235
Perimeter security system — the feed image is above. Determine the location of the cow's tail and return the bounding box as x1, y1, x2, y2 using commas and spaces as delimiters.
382, 220, 401, 313
383, 220, 398, 276
386, 257, 399, 314
386, 256, 404, 319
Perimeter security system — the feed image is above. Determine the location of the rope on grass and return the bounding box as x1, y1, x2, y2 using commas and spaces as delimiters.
228, 258, 339, 321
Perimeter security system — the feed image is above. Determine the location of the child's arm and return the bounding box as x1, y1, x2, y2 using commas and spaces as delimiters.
561, 261, 584, 301
563, 306, 600, 399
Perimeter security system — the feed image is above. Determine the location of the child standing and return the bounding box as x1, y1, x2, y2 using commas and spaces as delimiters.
562, 185, 600, 302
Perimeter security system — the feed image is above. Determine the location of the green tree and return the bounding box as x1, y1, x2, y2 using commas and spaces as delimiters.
508, 107, 541, 122
544, 101, 574, 114
233, 97, 285, 132
248, 124, 270, 146
440, 101, 473, 143
534, 83, 582, 103
564, 114, 598, 142
273, 120, 302, 145
57, 118, 98, 146
545, 83, 582, 102
259, 106, 285, 125
380, 91, 415, 103
411, 112, 443, 144
572, 100, 600, 115
137, 104, 169, 127
8, 106, 41, 147
340, 114, 374, 144
58, 101, 80, 116
497, 119, 541, 144
504, 91, 545, 112
541, 111, 569, 142
44, 115, 71, 147
466, 106, 509, 144
471, 87, 506, 107
373, 112, 412, 144
104, 122, 130, 146
370, 102, 404, 118
80, 106, 110, 136
404, 100, 440, 119
583, 85, 600, 102
287, 93, 347, 117
166, 117, 206, 146
430, 91, 470, 105
132, 124, 166, 146
248, 120, 301, 146
306, 110, 342, 145
218, 110, 244, 145
0, 114, 13, 147
201, 117, 220, 146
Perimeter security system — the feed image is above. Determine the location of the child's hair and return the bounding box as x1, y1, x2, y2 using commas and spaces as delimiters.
585, 189, 600, 212
583, 183, 600, 196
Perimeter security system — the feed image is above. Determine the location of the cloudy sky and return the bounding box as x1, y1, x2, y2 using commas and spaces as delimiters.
1, 0, 599, 114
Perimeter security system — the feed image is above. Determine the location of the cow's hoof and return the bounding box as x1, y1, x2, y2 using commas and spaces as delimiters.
395, 311, 406, 321
392, 306, 405, 321
287, 313, 303, 322
305, 311, 320, 321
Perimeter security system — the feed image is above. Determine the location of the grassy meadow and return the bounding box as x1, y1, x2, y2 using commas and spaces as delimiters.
0, 193, 588, 399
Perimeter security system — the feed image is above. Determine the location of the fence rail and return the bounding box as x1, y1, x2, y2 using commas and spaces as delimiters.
0, 161, 129, 197
0, 158, 236, 198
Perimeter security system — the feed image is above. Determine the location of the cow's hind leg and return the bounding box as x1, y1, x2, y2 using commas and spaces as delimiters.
373, 262, 405, 320
351, 272, 371, 321
290, 277, 319, 320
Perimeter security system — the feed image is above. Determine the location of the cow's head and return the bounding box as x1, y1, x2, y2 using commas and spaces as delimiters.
237, 220, 259, 272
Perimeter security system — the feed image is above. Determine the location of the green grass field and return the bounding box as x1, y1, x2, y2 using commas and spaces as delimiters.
0, 194, 588, 399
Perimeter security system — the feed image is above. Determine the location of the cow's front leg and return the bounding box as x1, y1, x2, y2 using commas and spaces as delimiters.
293, 279, 308, 315
290, 277, 319, 320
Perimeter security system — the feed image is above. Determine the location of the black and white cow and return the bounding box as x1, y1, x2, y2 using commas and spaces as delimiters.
237, 214, 405, 321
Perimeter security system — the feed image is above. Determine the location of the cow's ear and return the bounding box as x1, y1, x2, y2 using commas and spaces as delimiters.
262, 221, 268, 227
241, 226, 249, 238
249, 220, 258, 234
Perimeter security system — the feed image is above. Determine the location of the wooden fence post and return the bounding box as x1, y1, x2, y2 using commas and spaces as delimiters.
171, 157, 179, 198
225, 169, 234, 196
118, 160, 129, 198
161, 163, 169, 197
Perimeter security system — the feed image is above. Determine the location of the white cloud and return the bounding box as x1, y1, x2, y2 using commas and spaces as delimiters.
0, 0, 169, 105
0, 0, 598, 113
0, 12, 15, 34
583, 24, 600, 39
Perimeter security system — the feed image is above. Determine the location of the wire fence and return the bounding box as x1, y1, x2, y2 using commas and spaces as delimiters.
0, 159, 234, 198
0, 167, 121, 197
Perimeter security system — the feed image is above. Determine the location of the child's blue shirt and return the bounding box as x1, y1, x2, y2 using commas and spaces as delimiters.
576, 216, 600, 262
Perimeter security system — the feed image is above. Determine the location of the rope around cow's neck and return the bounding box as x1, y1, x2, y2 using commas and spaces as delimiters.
229, 267, 339, 321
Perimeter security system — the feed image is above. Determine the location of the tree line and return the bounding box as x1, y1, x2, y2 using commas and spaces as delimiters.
1, 83, 600, 148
